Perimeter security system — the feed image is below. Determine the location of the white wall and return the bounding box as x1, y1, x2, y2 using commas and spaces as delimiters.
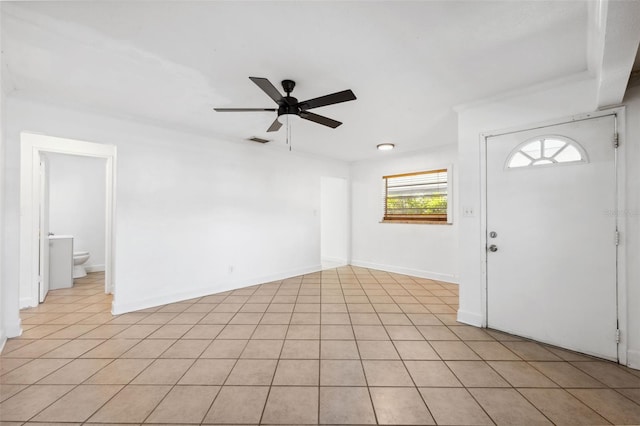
3, 95, 349, 332
457, 75, 640, 368
320, 176, 349, 268
350, 144, 458, 282
47, 153, 106, 271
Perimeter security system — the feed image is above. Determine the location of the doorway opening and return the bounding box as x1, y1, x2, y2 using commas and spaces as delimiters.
320, 176, 349, 270
19, 133, 117, 312
44, 152, 107, 301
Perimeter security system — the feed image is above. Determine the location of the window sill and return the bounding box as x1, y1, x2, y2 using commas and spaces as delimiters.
380, 220, 453, 225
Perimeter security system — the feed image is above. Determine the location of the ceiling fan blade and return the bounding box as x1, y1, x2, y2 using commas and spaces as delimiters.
267, 118, 283, 132
299, 111, 342, 128
298, 89, 356, 111
213, 108, 277, 112
249, 77, 285, 104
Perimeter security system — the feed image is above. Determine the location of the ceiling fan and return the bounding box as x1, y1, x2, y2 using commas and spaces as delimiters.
214, 77, 356, 132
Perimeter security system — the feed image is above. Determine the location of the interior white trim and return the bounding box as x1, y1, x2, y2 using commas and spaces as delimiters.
456, 309, 483, 327
5, 316, 22, 339
350, 259, 458, 284
614, 108, 628, 366
85, 265, 106, 273
446, 165, 454, 224
453, 71, 595, 113
19, 132, 117, 311
628, 350, 640, 370
112, 264, 322, 315
320, 256, 348, 265
480, 106, 628, 365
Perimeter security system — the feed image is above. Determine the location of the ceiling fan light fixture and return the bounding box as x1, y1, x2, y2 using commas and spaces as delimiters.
377, 143, 395, 151
278, 113, 301, 124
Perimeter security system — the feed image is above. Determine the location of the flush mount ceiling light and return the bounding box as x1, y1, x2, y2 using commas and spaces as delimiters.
377, 143, 395, 151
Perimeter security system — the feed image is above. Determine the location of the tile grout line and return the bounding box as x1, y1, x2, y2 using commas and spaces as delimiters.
368, 272, 437, 425
6, 277, 115, 423
347, 269, 380, 425
45, 280, 215, 424
131, 292, 225, 425
4, 270, 640, 425
71, 281, 203, 424
397, 275, 502, 426
196, 281, 276, 425
317, 270, 324, 426
257, 274, 305, 425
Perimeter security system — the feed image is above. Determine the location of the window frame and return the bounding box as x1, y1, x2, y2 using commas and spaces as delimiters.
381, 167, 453, 225
504, 134, 589, 170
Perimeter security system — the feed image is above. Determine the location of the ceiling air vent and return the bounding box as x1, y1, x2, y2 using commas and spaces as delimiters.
248, 137, 271, 144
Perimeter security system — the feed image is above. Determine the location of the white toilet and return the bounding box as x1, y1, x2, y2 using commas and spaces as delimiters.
73, 251, 90, 278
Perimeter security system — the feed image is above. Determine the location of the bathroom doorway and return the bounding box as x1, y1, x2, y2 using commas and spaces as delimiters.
44, 152, 107, 301
19, 132, 117, 309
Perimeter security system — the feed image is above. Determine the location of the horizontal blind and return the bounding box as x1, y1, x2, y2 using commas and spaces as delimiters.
383, 169, 448, 221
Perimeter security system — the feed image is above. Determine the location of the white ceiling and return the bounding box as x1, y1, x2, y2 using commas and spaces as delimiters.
2, 1, 590, 162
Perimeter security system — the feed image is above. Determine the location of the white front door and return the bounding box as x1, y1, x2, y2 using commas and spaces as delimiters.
486, 114, 618, 361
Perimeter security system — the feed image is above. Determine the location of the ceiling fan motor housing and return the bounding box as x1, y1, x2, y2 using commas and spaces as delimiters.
281, 79, 296, 94
278, 100, 299, 118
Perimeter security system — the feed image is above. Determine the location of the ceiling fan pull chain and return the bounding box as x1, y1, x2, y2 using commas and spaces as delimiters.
285, 115, 289, 147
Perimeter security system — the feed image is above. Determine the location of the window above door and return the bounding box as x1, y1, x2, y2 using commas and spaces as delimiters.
506, 135, 588, 169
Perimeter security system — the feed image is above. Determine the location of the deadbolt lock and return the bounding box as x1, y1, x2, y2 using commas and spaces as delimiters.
489, 231, 498, 238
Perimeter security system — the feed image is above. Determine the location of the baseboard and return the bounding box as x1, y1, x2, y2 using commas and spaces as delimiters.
5, 316, 22, 339
350, 259, 458, 284
627, 350, 640, 370
85, 264, 105, 273
321, 256, 347, 264
19, 296, 37, 309
112, 264, 322, 315
456, 309, 484, 327
321, 257, 348, 270
0, 316, 22, 346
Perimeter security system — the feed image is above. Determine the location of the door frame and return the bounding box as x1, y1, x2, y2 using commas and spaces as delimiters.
479, 107, 627, 364
38, 155, 50, 303
20, 132, 117, 308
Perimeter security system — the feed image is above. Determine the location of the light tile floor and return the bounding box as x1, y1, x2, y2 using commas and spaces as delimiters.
2, 267, 640, 425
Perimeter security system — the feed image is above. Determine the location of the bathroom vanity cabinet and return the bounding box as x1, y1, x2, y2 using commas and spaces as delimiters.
49, 235, 74, 289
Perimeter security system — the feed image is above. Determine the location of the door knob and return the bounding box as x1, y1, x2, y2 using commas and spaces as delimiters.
488, 245, 498, 252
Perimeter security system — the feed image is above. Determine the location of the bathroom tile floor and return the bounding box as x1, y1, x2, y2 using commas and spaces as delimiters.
2, 267, 640, 425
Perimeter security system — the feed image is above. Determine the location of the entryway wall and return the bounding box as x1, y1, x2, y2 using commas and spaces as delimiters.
457, 76, 640, 369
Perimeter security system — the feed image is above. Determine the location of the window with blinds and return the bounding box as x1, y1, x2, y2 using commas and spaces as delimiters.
382, 169, 449, 223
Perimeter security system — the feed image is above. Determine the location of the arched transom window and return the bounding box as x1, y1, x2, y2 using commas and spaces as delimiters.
506, 136, 588, 169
